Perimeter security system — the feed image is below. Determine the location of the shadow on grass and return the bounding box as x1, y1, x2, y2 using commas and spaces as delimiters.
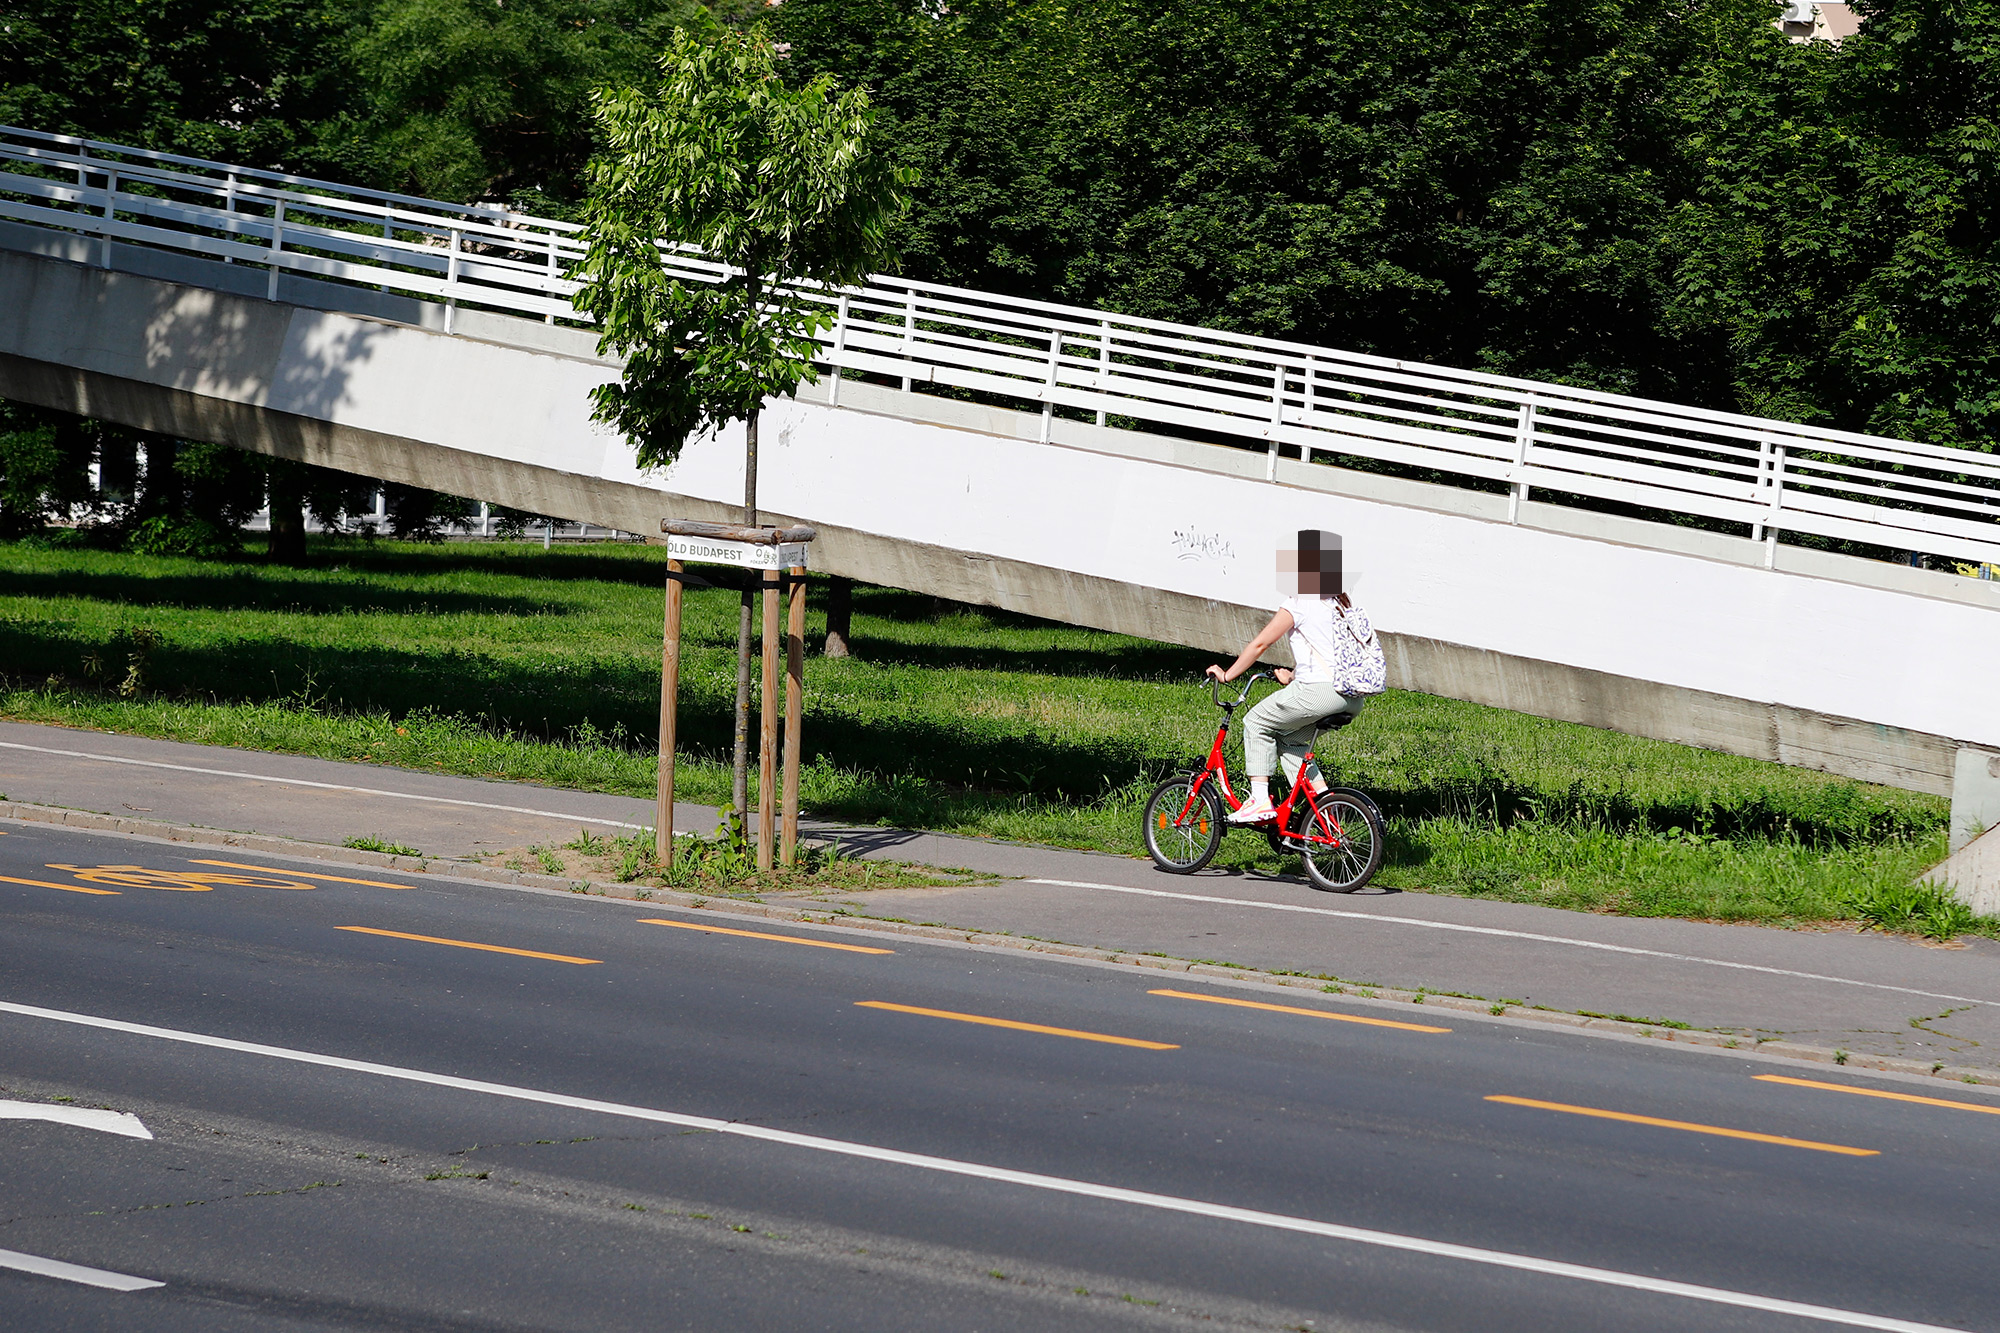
292, 540, 671, 587
840, 636, 1213, 679
0, 619, 1172, 801
837, 586, 1215, 678
1, 595, 1941, 844
0, 568, 563, 619
0, 546, 1946, 848
54, 547, 1212, 678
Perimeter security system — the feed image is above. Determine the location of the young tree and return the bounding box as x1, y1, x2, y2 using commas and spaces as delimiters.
573, 24, 908, 831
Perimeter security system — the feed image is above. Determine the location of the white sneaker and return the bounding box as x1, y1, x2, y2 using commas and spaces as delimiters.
1228, 798, 1276, 824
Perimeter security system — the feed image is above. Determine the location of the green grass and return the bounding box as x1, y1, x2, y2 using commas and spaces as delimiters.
527, 824, 984, 898
0, 535, 1969, 932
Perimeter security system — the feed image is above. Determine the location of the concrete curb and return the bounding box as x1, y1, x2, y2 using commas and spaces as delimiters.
6, 797, 1996, 1090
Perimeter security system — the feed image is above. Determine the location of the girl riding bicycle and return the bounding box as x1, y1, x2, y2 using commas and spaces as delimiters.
1204, 529, 1387, 824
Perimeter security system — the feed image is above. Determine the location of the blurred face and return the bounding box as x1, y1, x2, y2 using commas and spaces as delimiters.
1277, 537, 1342, 597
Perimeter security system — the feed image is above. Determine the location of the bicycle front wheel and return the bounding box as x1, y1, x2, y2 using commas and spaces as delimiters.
1143, 775, 1224, 874
1298, 787, 1384, 892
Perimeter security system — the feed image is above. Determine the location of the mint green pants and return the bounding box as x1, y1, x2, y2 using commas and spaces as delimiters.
1242, 681, 1362, 784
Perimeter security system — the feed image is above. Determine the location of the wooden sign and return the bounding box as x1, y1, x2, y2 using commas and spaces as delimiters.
665, 534, 808, 570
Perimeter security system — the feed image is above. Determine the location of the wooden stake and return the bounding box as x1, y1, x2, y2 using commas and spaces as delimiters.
757, 567, 780, 870
782, 566, 806, 866
657, 558, 683, 863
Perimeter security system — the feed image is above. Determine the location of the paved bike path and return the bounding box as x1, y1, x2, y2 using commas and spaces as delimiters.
4, 717, 1997, 1076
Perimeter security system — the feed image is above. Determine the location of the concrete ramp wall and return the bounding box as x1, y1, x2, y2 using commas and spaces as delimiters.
4, 246, 1998, 804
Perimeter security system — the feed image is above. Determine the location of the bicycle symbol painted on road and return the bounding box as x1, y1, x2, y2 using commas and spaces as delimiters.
44, 864, 318, 892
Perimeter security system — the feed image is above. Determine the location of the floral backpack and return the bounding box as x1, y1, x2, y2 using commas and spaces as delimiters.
1296, 600, 1387, 697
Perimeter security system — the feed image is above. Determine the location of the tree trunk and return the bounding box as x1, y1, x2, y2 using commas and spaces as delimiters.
730, 408, 760, 833
135, 434, 180, 518
823, 576, 852, 657
96, 427, 139, 508
266, 463, 307, 563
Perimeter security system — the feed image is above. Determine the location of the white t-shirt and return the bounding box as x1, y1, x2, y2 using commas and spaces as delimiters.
1283, 595, 1374, 687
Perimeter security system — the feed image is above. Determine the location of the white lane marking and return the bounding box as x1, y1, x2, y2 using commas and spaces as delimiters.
0, 999, 1954, 1333
0, 1099, 150, 1139
0, 1246, 163, 1292
1029, 879, 2000, 1008
0, 740, 644, 830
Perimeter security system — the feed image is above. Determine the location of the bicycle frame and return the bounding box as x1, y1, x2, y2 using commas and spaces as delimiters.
1175, 674, 1349, 851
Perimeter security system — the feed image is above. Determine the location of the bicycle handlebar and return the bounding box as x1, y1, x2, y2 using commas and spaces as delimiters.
1205, 670, 1272, 710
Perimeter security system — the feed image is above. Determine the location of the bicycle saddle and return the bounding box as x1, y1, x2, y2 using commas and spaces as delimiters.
1319, 712, 1358, 731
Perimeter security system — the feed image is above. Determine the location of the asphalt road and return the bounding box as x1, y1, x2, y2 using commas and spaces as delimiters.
11, 717, 2000, 1074
3, 821, 1997, 1332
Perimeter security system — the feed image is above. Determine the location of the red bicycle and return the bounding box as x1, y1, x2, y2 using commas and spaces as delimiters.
1142, 672, 1385, 892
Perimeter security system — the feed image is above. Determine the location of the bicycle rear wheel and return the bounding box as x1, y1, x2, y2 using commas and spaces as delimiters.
1143, 775, 1224, 874
1298, 787, 1384, 892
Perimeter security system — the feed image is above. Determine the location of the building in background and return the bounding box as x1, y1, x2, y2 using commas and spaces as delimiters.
1779, 2, 1862, 42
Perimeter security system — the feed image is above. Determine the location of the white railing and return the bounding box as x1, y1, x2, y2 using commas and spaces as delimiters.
5, 124, 1999, 568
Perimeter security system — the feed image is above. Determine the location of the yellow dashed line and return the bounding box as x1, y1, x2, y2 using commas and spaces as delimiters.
1486, 1095, 1878, 1156
856, 1001, 1178, 1050
638, 918, 893, 954
1756, 1074, 2000, 1117
336, 926, 602, 965
1149, 988, 1450, 1033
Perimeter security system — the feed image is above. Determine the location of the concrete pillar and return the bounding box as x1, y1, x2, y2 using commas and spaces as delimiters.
1926, 831, 2000, 919
1950, 746, 2000, 854
823, 576, 853, 658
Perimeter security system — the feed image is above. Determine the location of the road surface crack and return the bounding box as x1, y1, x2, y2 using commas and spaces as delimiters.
1909, 1005, 1982, 1048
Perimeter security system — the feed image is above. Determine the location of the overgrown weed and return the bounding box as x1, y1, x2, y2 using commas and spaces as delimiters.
1842, 878, 1987, 941
343, 834, 422, 857
527, 815, 967, 897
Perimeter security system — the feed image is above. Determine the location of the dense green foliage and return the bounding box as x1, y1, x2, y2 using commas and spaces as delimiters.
0, 538, 1955, 927
0, 399, 397, 557
0, 404, 93, 539
9, 0, 2000, 448
774, 0, 1723, 400
767, 0, 2000, 450
1667, 1, 2000, 443
353, 0, 709, 205
0, 0, 739, 204
0, 0, 368, 172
